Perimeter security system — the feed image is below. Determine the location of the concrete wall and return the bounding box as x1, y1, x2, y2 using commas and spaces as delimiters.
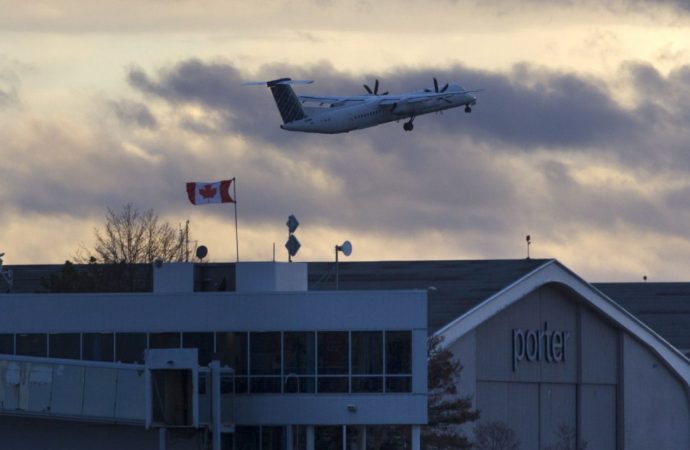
452, 284, 690, 450
0, 416, 166, 450
622, 333, 690, 449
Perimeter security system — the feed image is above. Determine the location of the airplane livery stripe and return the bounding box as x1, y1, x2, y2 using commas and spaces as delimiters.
270, 84, 306, 124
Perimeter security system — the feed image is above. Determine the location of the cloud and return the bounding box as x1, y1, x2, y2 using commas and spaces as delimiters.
4, 54, 690, 281
110, 99, 158, 129
0, 57, 21, 108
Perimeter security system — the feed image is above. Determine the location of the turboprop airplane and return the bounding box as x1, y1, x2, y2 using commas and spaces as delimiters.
244, 77, 481, 133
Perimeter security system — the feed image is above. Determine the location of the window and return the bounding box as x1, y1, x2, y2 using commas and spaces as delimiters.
250, 332, 281, 393
83, 333, 114, 362
116, 332, 147, 363
351, 331, 383, 393
216, 332, 248, 393
283, 332, 316, 393
317, 332, 348, 393
183, 332, 214, 366
16, 333, 47, 357
385, 331, 412, 393
0, 334, 14, 355
49, 333, 80, 359
150, 332, 181, 349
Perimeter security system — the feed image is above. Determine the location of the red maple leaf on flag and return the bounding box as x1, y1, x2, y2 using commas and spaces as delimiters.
199, 184, 217, 199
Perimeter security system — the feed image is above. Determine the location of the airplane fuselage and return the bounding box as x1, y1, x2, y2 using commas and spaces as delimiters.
281, 90, 477, 134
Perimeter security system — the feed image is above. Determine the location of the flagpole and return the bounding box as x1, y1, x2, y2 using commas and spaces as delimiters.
233, 177, 239, 263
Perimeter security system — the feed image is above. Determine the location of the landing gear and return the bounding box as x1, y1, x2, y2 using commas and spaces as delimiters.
403, 118, 415, 131
464, 105, 472, 113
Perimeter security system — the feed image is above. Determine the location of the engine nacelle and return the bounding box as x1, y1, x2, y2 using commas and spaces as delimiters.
389, 102, 417, 116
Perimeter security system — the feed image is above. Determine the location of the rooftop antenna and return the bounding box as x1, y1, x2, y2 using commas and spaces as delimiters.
335, 240, 352, 290
0, 252, 14, 293
285, 215, 301, 262
526, 235, 531, 259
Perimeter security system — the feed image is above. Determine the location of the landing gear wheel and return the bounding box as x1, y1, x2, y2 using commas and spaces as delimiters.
464, 105, 472, 113
403, 122, 414, 131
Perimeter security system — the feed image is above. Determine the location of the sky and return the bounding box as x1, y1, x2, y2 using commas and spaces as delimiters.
1, 0, 690, 281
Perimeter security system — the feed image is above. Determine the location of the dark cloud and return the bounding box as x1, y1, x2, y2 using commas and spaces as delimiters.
7, 57, 688, 266
110, 99, 158, 129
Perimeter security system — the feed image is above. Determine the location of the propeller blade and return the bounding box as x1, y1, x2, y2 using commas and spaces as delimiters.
380, 91, 389, 96
440, 83, 449, 93
433, 77, 439, 93
374, 79, 379, 95
363, 84, 373, 94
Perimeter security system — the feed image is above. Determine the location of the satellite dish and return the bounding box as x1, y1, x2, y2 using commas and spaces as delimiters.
340, 240, 352, 257
196, 245, 208, 261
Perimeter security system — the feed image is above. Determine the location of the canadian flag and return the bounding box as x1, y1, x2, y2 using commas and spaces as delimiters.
186, 179, 235, 205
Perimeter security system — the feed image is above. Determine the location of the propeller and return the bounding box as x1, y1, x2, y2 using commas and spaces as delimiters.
433, 77, 449, 93
363, 79, 388, 96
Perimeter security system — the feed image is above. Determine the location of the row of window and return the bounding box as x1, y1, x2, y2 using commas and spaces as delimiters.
0, 331, 412, 394
221, 425, 411, 450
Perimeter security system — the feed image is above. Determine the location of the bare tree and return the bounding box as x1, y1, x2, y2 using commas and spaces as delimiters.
85, 203, 187, 264
473, 421, 520, 450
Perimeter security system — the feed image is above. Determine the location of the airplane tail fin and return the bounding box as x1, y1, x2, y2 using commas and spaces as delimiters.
244, 78, 312, 124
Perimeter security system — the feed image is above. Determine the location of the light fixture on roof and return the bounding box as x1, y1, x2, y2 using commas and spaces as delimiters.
526, 235, 531, 259
335, 240, 353, 290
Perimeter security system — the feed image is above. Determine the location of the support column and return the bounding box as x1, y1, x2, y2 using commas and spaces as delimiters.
158, 428, 167, 450
357, 426, 366, 450
342, 425, 347, 450
412, 425, 421, 450
210, 361, 222, 450
286, 425, 294, 450
307, 426, 315, 450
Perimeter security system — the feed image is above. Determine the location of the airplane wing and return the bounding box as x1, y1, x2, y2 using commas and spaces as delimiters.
377, 92, 455, 106
298, 95, 372, 107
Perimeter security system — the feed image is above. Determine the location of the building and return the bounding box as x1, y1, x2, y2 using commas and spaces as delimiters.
3, 258, 690, 449
0, 262, 428, 450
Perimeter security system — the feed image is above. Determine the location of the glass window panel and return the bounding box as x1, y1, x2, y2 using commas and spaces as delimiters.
183, 332, 214, 366
49, 333, 80, 359
318, 332, 348, 375
249, 377, 281, 393
317, 376, 348, 393
235, 426, 260, 450
250, 332, 281, 375
116, 332, 147, 363
385, 376, 412, 393
352, 376, 383, 393
351, 331, 382, 374
216, 332, 247, 374
83, 333, 114, 362
261, 426, 284, 450
315, 426, 342, 449
385, 331, 411, 374
150, 332, 181, 349
284, 332, 315, 375
16, 333, 47, 357
284, 375, 315, 394
0, 334, 14, 354
235, 377, 248, 394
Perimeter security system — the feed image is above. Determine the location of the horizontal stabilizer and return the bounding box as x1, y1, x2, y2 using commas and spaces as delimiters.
242, 78, 314, 87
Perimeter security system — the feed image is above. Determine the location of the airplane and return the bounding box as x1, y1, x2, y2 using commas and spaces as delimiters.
244, 77, 482, 133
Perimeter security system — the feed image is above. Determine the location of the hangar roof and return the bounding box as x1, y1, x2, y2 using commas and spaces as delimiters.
308, 259, 552, 334
595, 283, 690, 354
